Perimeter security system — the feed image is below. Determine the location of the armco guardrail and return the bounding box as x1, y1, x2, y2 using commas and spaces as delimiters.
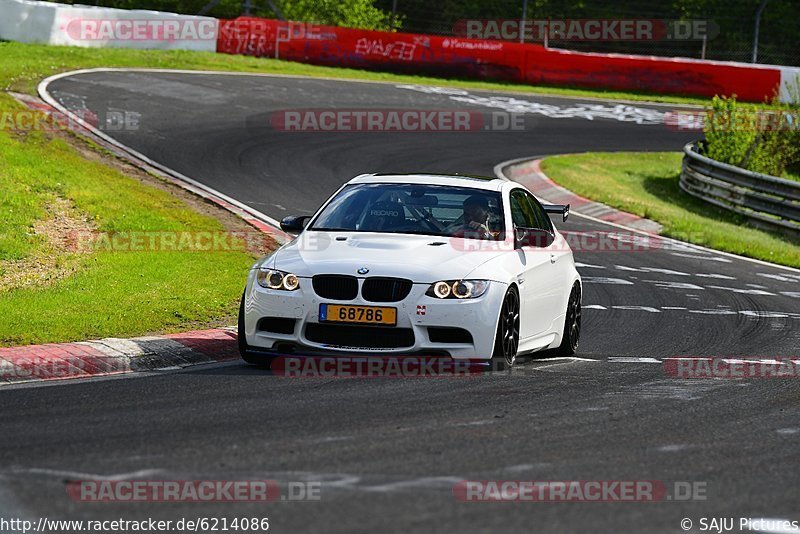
680, 141, 800, 239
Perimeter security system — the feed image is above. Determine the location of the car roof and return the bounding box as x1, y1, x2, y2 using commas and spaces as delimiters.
348, 173, 506, 191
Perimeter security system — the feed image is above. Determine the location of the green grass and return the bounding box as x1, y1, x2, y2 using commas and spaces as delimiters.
0, 41, 709, 105
540, 152, 800, 268
1, 251, 251, 347
0, 91, 258, 346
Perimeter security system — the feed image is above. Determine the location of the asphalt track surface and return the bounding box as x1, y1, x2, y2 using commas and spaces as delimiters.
2, 71, 799, 533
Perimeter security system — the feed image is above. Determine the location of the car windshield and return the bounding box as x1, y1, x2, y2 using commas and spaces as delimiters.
310, 183, 504, 239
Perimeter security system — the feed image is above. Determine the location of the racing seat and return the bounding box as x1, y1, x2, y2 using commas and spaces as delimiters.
361, 202, 406, 232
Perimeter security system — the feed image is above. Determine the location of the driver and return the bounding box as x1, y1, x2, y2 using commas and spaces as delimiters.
447, 195, 496, 239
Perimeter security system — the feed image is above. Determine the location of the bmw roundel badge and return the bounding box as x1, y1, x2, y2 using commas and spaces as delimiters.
357, 267, 369, 275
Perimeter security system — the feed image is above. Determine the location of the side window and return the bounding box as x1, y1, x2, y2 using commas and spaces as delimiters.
510, 190, 537, 228
510, 190, 533, 227
524, 192, 553, 232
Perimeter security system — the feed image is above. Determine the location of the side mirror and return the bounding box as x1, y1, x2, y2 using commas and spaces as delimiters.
280, 215, 311, 234
543, 204, 570, 222
514, 227, 554, 249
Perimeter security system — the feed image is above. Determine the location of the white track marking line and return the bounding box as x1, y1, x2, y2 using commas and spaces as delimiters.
537, 357, 599, 362
582, 277, 634, 285
643, 280, 705, 290
644, 267, 691, 276
531, 356, 599, 371
611, 306, 661, 312
670, 252, 732, 263
22, 468, 163, 480
615, 265, 644, 272
657, 444, 691, 452
616, 266, 691, 276
446, 92, 667, 124
454, 420, 496, 427
739, 311, 791, 318
757, 273, 797, 282
360, 476, 465, 493
584, 304, 797, 317
502, 464, 541, 473
608, 357, 661, 363
396, 84, 703, 108
706, 285, 776, 296
696, 273, 736, 279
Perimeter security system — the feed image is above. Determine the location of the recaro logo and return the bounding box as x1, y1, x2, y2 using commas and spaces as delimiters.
370, 210, 400, 217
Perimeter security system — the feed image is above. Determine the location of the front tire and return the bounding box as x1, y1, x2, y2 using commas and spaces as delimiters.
238, 292, 273, 368
557, 283, 582, 356
490, 287, 520, 371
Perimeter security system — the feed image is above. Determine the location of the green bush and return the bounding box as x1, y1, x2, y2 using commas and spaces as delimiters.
51, 0, 396, 30
277, 0, 395, 30
703, 95, 800, 178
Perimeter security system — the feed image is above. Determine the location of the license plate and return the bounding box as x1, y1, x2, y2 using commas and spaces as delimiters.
319, 304, 397, 326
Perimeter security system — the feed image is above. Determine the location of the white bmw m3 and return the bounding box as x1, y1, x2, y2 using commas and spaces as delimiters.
238, 173, 581, 370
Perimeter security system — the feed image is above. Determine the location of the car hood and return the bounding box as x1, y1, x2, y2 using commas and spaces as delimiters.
271, 231, 507, 283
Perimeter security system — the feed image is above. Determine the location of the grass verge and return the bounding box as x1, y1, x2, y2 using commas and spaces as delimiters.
540, 152, 800, 268
0, 79, 273, 347
1, 41, 707, 105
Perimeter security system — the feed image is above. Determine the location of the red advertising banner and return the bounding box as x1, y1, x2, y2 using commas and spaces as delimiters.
217, 17, 781, 103
522, 47, 780, 102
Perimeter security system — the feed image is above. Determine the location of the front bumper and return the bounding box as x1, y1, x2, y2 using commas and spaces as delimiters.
243, 276, 507, 361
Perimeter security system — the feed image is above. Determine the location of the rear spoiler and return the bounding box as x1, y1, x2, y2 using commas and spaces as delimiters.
543, 204, 570, 222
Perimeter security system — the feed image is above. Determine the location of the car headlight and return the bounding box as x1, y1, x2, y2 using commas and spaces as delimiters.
426, 280, 490, 299
257, 269, 300, 291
